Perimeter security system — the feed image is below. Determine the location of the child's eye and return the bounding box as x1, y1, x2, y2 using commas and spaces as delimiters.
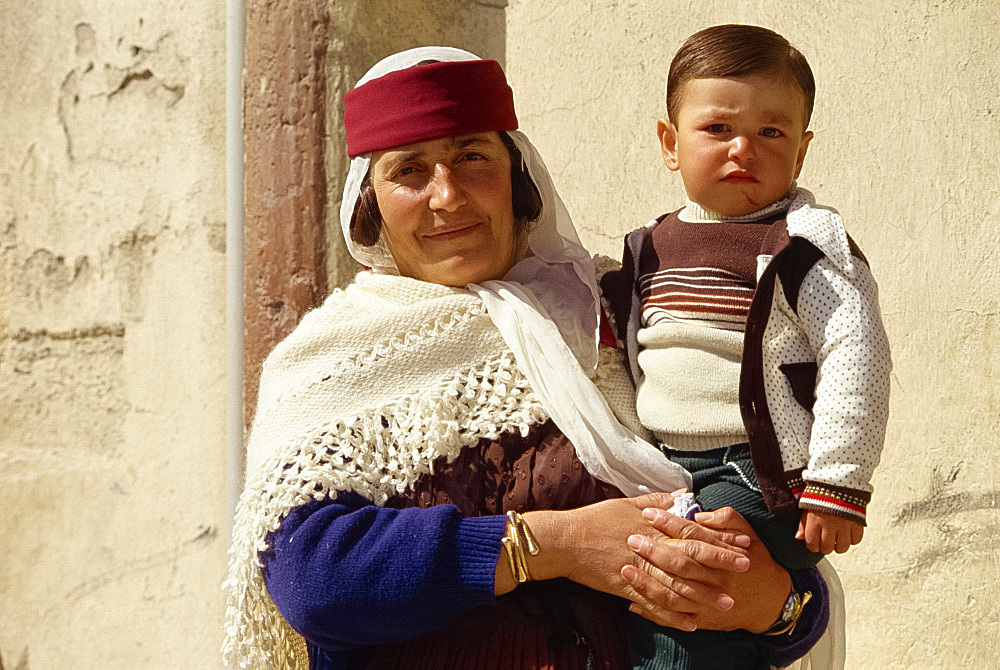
706, 124, 727, 133
761, 127, 784, 138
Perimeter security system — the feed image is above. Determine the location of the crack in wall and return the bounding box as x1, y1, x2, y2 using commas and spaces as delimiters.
5, 324, 126, 343
105, 68, 185, 107
2, 216, 182, 332
63, 525, 219, 604
892, 462, 962, 525
894, 490, 1000, 525
892, 520, 1000, 582
59, 24, 188, 164
56, 70, 78, 162
887, 461, 999, 579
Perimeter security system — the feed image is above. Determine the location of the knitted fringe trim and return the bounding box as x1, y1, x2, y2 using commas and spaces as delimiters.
221, 350, 547, 669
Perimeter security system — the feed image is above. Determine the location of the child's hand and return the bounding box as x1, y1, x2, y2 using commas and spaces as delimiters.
795, 509, 864, 554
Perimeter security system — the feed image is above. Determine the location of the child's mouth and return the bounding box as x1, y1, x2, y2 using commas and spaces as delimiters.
721, 172, 758, 184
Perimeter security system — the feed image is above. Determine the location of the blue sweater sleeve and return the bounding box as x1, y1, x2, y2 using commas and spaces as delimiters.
766, 567, 830, 667
261, 492, 507, 652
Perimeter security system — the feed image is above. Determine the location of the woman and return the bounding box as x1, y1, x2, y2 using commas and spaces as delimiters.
223, 47, 834, 670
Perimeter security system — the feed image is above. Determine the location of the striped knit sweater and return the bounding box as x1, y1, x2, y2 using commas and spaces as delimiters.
635, 212, 777, 451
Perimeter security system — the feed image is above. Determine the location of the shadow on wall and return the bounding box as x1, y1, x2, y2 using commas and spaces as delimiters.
0, 646, 29, 670
325, 0, 508, 290
891, 462, 1000, 581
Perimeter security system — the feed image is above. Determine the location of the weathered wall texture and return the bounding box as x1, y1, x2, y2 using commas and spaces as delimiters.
0, 1, 228, 667
503, 1, 1000, 666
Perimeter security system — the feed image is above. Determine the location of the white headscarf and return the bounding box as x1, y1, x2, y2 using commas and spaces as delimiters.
340, 46, 690, 497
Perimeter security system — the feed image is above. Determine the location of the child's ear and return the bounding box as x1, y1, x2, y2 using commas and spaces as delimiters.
657, 118, 680, 171
793, 130, 814, 179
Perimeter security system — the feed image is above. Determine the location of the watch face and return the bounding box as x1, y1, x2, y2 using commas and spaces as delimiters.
781, 592, 799, 622
765, 590, 812, 636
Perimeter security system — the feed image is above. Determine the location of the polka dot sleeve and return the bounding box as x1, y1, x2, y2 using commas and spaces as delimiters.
796, 255, 892, 517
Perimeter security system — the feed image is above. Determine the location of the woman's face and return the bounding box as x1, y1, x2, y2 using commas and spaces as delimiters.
370, 131, 518, 286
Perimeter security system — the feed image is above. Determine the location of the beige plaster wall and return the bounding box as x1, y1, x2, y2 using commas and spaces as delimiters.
504, 1, 1000, 667
0, 1, 228, 667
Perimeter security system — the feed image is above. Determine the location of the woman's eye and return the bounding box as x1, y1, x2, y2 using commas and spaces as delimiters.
761, 127, 784, 138
395, 166, 417, 178
462, 152, 486, 161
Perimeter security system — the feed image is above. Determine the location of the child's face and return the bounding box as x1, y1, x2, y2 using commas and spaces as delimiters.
658, 71, 813, 217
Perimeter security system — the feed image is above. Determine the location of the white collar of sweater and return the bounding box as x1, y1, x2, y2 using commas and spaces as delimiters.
677, 188, 796, 223
676, 186, 855, 275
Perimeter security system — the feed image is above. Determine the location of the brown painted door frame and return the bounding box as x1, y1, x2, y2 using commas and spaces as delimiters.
243, 0, 330, 429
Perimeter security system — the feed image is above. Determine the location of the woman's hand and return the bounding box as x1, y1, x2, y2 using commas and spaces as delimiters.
505, 493, 757, 632
624, 505, 790, 633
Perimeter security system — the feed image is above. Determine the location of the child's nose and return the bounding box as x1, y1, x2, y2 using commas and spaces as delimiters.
729, 136, 755, 162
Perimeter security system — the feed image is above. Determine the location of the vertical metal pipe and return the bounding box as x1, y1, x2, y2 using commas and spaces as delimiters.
225, 0, 246, 540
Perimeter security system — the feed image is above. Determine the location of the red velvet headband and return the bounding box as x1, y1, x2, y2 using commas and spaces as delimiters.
344, 59, 518, 158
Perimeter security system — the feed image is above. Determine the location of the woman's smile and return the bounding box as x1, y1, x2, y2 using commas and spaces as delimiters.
424, 220, 486, 241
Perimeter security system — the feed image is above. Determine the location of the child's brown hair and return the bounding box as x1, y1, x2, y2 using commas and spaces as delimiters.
666, 24, 815, 127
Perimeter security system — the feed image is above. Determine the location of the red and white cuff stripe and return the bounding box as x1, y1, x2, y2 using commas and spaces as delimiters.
797, 483, 870, 526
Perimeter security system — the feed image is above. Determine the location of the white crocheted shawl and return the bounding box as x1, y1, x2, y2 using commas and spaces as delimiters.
222, 270, 650, 668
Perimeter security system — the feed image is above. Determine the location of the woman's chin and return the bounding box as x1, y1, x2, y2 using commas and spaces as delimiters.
412, 255, 514, 287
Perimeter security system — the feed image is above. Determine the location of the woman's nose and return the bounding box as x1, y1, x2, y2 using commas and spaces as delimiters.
427, 165, 467, 211
729, 135, 755, 162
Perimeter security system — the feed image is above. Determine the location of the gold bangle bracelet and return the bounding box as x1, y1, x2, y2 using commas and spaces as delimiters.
501, 510, 539, 583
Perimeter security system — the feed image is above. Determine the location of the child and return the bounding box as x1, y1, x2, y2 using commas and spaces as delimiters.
602, 24, 891, 668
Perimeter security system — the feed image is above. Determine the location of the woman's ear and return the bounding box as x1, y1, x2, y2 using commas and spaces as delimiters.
656, 119, 680, 172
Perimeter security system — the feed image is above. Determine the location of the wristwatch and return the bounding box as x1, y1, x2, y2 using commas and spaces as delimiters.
763, 587, 812, 637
